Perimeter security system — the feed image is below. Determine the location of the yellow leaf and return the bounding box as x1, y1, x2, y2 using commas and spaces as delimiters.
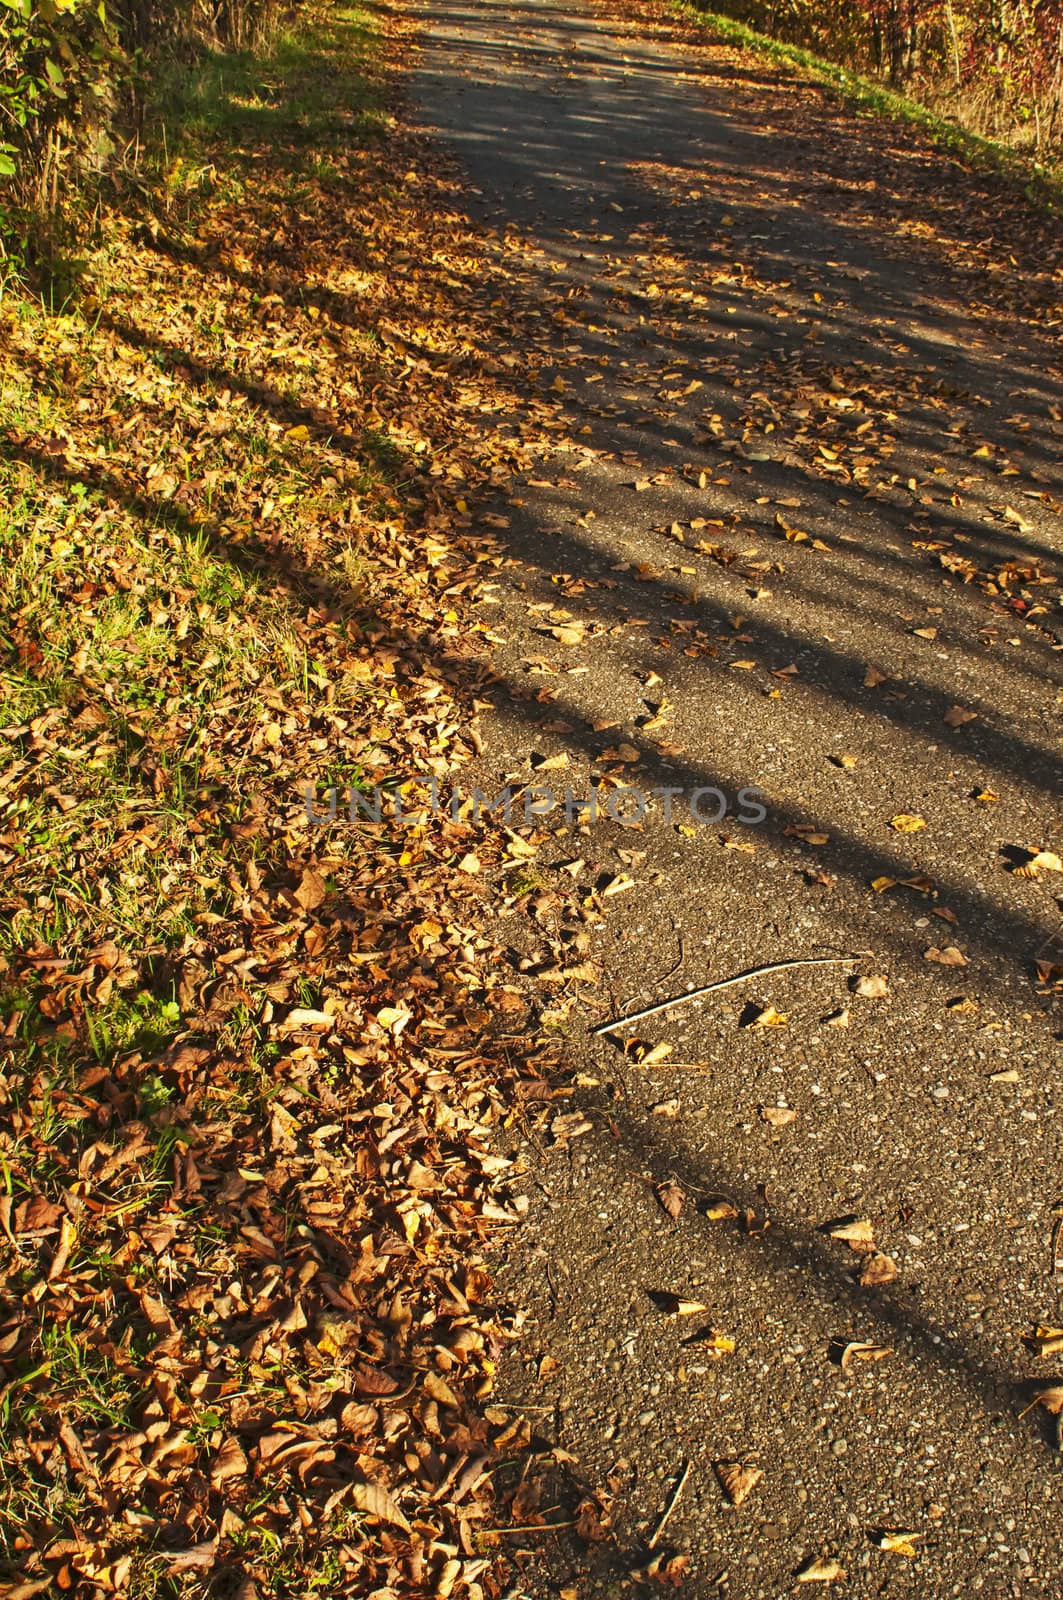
890, 813, 926, 833
745, 1004, 787, 1028
876, 1531, 924, 1558
796, 1557, 845, 1583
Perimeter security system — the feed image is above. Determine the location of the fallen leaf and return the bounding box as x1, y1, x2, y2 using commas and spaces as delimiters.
686, 1327, 736, 1357
714, 1460, 763, 1506
859, 1251, 898, 1287
655, 1294, 709, 1317
890, 813, 926, 833
839, 1340, 892, 1373
744, 1004, 788, 1028
875, 1531, 924, 1558
349, 1481, 411, 1533
209, 1438, 249, 1488
1021, 1384, 1063, 1416
655, 1181, 686, 1219
1014, 849, 1063, 878
760, 1104, 797, 1127
828, 1217, 876, 1250
786, 824, 830, 845
1028, 1326, 1063, 1358
924, 946, 968, 967
294, 866, 327, 910
852, 974, 889, 998
943, 705, 977, 728
796, 1556, 845, 1583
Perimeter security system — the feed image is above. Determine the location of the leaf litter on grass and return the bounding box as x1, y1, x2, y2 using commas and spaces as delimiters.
0, 6, 567, 1597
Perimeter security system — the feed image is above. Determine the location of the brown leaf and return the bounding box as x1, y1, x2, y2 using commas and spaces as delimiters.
760, 1105, 797, 1127
294, 866, 327, 911
714, 1460, 763, 1506
656, 1181, 686, 1219
828, 1217, 876, 1250
859, 1252, 898, 1287
852, 974, 889, 998
744, 1003, 788, 1028
796, 1557, 846, 1583
875, 1530, 924, 1558
1014, 849, 1063, 878
839, 1340, 893, 1373
349, 1480, 411, 1532
924, 945, 968, 967
209, 1437, 249, 1488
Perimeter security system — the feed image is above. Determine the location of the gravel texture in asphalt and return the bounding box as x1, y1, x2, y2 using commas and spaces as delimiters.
412, 1, 1063, 1592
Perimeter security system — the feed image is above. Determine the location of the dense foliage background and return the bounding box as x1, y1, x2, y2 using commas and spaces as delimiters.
1, 0, 1060, 284
703, 0, 1063, 150
0, 0, 291, 274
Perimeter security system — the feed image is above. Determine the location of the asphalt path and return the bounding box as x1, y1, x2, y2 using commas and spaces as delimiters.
412, 3, 1063, 1592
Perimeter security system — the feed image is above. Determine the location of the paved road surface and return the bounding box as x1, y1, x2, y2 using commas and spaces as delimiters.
412, 2, 1063, 1593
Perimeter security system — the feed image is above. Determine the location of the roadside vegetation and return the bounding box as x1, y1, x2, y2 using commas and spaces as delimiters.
0, 4, 550, 1594
683, 0, 1063, 187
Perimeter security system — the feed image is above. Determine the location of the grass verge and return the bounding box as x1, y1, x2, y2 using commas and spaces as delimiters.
0, 6, 550, 1594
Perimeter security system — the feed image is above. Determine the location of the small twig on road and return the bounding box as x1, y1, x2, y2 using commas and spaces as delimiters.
649, 1459, 692, 1549
655, 930, 686, 988
591, 954, 869, 1036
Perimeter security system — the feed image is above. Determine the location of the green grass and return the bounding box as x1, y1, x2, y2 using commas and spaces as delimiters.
678, 2, 1063, 210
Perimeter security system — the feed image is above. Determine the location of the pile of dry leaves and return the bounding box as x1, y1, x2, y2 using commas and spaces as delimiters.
0, 7, 562, 1596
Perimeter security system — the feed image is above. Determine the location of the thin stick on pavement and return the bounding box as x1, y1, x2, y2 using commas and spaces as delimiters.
591, 954, 869, 1036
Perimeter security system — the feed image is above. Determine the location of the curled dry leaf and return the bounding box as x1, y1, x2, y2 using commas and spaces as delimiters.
859, 1251, 899, 1287
1021, 1385, 1063, 1416
349, 1480, 411, 1533
745, 1004, 788, 1028
705, 1198, 740, 1222
943, 705, 977, 727
823, 1007, 850, 1028
889, 814, 926, 833
652, 1097, 681, 1117
839, 1340, 893, 1373
551, 1112, 594, 1143
1014, 849, 1063, 878
760, 1104, 798, 1127
924, 946, 968, 967
631, 1040, 674, 1066
685, 1327, 736, 1357
828, 1217, 876, 1251
786, 823, 831, 845
208, 1437, 249, 1488
662, 1295, 710, 1318
1028, 1326, 1063, 1359
852, 974, 889, 999
796, 1556, 846, 1583
714, 1460, 763, 1506
875, 1530, 924, 1558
